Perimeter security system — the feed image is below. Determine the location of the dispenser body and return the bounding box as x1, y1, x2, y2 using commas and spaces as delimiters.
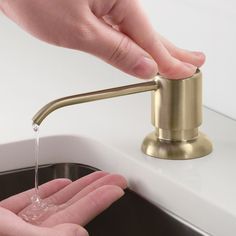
142, 70, 213, 160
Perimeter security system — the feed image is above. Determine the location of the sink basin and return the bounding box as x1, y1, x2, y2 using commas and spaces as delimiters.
0, 163, 206, 236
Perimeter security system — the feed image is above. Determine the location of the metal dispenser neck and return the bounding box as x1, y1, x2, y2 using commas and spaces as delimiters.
33, 70, 212, 160
33, 81, 158, 126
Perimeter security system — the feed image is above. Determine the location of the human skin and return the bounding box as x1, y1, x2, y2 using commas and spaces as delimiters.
0, 1, 205, 234
0, 0, 205, 79
0, 171, 127, 236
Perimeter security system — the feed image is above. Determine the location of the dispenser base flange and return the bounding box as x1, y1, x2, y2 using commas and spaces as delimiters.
141, 131, 213, 160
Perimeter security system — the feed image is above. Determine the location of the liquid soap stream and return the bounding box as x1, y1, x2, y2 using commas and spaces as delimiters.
18, 124, 60, 224
33, 124, 40, 198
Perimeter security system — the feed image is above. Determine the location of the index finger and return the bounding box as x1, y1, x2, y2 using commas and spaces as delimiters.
107, 0, 173, 66
104, 0, 197, 79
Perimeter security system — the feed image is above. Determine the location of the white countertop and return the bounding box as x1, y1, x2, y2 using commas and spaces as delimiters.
1, 13, 236, 236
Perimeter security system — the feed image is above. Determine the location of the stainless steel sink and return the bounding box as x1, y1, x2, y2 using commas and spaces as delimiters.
0, 163, 207, 236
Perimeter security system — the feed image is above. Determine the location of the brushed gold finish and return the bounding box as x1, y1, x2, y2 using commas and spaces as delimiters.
141, 70, 213, 159
33, 70, 213, 160
33, 81, 158, 126
142, 131, 212, 160
152, 71, 202, 140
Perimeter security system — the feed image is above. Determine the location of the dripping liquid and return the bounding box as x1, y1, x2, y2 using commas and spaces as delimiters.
18, 124, 60, 224
33, 124, 40, 198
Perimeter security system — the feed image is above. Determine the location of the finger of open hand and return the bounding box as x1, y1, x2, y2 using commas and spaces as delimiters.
44, 171, 109, 205
65, 173, 127, 206
52, 223, 89, 236
42, 185, 124, 227
0, 178, 71, 213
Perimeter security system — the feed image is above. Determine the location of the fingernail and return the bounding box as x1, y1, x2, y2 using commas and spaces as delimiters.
132, 57, 158, 79
192, 51, 205, 58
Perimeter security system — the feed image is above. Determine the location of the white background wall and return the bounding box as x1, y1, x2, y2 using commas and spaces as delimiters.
0, 0, 235, 140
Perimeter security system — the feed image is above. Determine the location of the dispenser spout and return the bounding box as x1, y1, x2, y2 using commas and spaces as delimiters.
32, 81, 158, 126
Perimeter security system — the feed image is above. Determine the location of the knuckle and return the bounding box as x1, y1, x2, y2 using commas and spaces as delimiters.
106, 0, 130, 25
57, 13, 95, 51
69, 21, 95, 50
109, 36, 132, 65
75, 21, 94, 42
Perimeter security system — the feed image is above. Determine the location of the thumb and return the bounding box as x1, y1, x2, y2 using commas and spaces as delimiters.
53, 223, 89, 236
82, 15, 158, 79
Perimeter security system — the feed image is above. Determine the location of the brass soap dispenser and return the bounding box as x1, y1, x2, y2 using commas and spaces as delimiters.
33, 70, 212, 160
142, 70, 212, 159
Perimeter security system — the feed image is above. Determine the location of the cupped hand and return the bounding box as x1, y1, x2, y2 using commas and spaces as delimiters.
0, 171, 127, 236
0, 0, 205, 79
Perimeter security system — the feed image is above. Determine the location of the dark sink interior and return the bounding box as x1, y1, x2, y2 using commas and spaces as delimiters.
0, 163, 206, 236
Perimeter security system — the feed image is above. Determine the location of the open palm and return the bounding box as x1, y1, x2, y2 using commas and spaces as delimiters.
0, 171, 127, 236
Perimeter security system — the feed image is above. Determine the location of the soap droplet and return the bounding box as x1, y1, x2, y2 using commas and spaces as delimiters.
19, 194, 59, 225
32, 123, 39, 132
